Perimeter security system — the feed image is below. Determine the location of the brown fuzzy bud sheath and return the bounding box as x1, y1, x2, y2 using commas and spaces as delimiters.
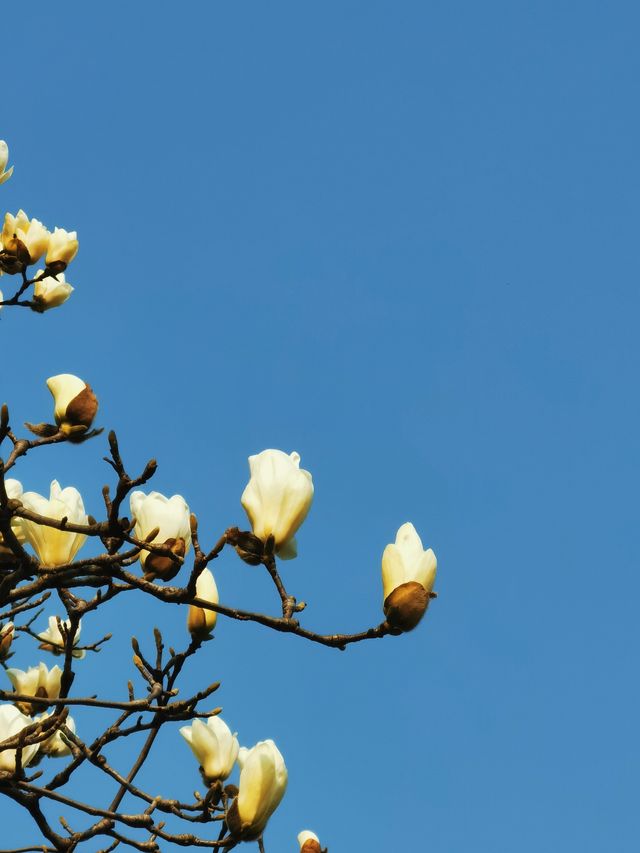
301, 841, 322, 853
64, 385, 99, 432
383, 581, 429, 632
144, 537, 186, 582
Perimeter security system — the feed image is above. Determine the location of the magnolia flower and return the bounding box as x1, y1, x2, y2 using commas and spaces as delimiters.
6, 662, 62, 715
130, 491, 191, 581
0, 478, 26, 545
187, 568, 219, 638
33, 270, 74, 311
37, 710, 76, 757
0, 704, 39, 772
37, 616, 85, 660
298, 831, 322, 853
180, 715, 239, 782
241, 449, 314, 559
46, 374, 98, 434
20, 481, 88, 567
228, 739, 288, 840
45, 227, 78, 272
0, 622, 14, 661
0, 141, 13, 185
381, 523, 437, 632
2, 210, 50, 266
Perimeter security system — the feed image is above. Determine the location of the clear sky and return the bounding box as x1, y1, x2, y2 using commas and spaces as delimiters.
1, 1, 639, 850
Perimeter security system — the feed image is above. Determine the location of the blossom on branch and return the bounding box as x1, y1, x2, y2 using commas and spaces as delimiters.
130, 490, 192, 581
0, 141, 13, 185
0, 704, 39, 771
37, 616, 86, 660
228, 739, 288, 840
45, 227, 78, 274
180, 715, 239, 783
6, 662, 62, 715
46, 373, 98, 434
187, 568, 219, 638
33, 270, 74, 311
381, 522, 437, 632
241, 449, 314, 560
2, 210, 50, 267
20, 480, 88, 567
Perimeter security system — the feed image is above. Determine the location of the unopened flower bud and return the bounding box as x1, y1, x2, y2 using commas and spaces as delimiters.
298, 830, 322, 852
381, 523, 437, 632
37, 710, 76, 757
0, 622, 14, 660
46, 374, 98, 435
187, 568, 219, 638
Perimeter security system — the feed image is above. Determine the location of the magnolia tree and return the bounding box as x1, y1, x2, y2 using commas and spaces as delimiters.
0, 139, 439, 852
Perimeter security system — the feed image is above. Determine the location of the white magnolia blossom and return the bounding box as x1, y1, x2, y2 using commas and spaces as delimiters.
298, 830, 321, 852
241, 449, 314, 559
33, 270, 74, 310
38, 710, 76, 757
46, 374, 98, 433
1, 478, 26, 544
2, 210, 50, 265
6, 662, 63, 702
233, 739, 288, 839
0, 141, 13, 185
187, 568, 219, 637
0, 704, 39, 772
130, 491, 191, 575
37, 616, 85, 660
180, 715, 239, 782
381, 523, 437, 632
20, 481, 88, 567
45, 227, 78, 269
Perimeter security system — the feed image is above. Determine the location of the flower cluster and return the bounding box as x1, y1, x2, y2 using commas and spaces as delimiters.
0, 146, 78, 311
180, 716, 288, 840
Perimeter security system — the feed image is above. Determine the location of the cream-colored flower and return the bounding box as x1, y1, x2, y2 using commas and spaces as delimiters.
37, 616, 85, 660
45, 227, 78, 271
33, 270, 74, 311
130, 491, 191, 580
187, 568, 219, 638
46, 374, 98, 434
20, 481, 88, 567
2, 210, 50, 266
241, 449, 314, 559
0, 704, 39, 772
381, 523, 437, 632
0, 141, 13, 185
230, 739, 288, 840
1, 479, 26, 545
180, 715, 239, 782
6, 662, 63, 715
37, 710, 76, 757
298, 831, 322, 852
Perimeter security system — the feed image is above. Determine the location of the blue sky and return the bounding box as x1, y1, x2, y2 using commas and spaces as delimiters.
1, 1, 639, 849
